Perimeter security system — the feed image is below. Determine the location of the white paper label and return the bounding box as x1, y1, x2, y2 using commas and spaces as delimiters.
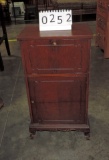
39, 10, 72, 31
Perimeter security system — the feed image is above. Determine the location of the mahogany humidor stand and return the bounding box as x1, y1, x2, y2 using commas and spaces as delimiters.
18, 23, 92, 139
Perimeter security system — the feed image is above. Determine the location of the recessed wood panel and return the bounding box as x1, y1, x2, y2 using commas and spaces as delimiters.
28, 76, 87, 124
23, 39, 90, 74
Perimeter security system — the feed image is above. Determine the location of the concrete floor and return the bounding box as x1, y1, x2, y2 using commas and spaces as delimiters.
0, 21, 109, 160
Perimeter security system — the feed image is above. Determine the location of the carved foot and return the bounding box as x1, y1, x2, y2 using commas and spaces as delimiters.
30, 131, 36, 139
84, 132, 90, 140
0, 98, 4, 110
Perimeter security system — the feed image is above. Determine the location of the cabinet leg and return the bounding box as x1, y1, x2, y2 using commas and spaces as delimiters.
0, 98, 4, 109
84, 131, 90, 140
30, 131, 36, 139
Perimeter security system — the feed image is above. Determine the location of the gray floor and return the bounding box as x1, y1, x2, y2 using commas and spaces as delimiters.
0, 21, 109, 160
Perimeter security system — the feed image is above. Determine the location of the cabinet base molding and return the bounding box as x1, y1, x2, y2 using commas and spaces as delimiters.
29, 123, 90, 130
29, 122, 90, 138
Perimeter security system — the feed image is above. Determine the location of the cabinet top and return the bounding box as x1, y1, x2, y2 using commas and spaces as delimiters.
17, 23, 92, 41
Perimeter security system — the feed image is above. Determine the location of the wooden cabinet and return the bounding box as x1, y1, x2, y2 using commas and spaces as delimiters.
18, 23, 92, 138
96, 0, 109, 58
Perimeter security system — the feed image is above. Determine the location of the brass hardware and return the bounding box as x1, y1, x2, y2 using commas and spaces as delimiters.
53, 41, 57, 46
31, 100, 34, 104
49, 40, 58, 46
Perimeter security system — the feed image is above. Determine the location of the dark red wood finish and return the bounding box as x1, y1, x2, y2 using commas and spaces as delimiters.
18, 23, 92, 138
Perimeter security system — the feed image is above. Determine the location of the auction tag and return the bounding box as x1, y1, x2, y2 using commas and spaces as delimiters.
39, 10, 72, 31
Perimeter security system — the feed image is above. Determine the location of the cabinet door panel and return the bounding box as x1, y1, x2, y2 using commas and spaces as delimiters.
28, 76, 87, 124
24, 39, 90, 74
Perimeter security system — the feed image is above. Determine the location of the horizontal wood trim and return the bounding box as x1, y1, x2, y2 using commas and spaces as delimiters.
27, 73, 88, 78
30, 123, 90, 131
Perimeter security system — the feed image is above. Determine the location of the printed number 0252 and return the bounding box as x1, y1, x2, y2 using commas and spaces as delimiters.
41, 13, 72, 24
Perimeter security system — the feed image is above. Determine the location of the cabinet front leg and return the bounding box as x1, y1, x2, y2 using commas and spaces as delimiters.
30, 131, 36, 139
84, 131, 90, 140
29, 127, 36, 139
